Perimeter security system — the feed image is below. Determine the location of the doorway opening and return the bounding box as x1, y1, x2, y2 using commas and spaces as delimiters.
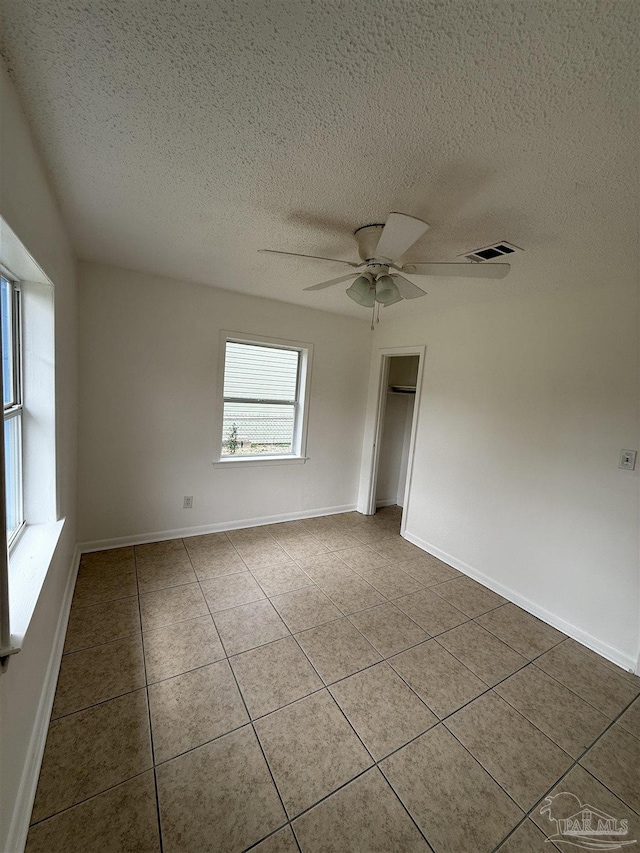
358, 346, 425, 536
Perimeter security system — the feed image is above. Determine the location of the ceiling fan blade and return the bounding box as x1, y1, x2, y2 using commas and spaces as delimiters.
402, 262, 510, 279
259, 249, 361, 267
392, 275, 427, 300
303, 273, 359, 291
374, 213, 430, 263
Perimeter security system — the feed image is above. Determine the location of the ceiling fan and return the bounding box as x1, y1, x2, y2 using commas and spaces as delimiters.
260, 212, 510, 322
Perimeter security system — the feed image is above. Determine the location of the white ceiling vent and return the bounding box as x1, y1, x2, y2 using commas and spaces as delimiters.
461, 241, 523, 263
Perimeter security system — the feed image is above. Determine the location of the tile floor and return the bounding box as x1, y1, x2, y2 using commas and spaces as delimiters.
26, 506, 640, 852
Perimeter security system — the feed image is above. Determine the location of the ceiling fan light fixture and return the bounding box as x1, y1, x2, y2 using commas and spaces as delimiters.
346, 273, 375, 307
375, 274, 401, 305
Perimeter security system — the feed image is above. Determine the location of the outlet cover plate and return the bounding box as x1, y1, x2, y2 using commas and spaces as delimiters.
619, 450, 637, 470
183, 496, 194, 508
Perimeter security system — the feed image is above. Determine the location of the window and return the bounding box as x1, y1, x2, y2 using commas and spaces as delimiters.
218, 335, 312, 463
1, 275, 23, 546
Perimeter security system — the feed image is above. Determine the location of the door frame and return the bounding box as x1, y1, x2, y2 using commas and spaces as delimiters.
357, 345, 426, 536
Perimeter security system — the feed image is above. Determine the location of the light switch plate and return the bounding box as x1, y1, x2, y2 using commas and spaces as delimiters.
619, 450, 637, 470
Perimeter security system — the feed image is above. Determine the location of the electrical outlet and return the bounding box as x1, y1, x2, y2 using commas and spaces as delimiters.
183, 496, 193, 509
619, 450, 637, 471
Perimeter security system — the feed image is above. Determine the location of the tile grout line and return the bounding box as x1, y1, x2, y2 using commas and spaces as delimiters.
133, 544, 166, 853
193, 544, 301, 853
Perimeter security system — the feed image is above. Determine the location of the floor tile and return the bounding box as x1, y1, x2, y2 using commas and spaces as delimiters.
349, 525, 398, 546
72, 549, 137, 607
312, 529, 362, 551
293, 767, 430, 852
227, 525, 273, 545
250, 560, 314, 596
26, 771, 160, 853
183, 533, 247, 579
279, 534, 328, 561
143, 615, 225, 683
230, 636, 323, 718
330, 662, 437, 760
187, 547, 247, 581
432, 576, 506, 617
336, 545, 390, 572
31, 690, 152, 823
52, 635, 145, 718
476, 603, 566, 658
135, 539, 197, 592
254, 690, 372, 817
395, 588, 469, 635
234, 539, 292, 570
200, 572, 265, 612
297, 553, 357, 585
157, 726, 286, 852
535, 640, 640, 718
214, 598, 289, 655
319, 574, 385, 614
139, 583, 208, 631
148, 659, 249, 763
532, 764, 640, 847
436, 621, 528, 686
495, 664, 609, 757
349, 601, 429, 657
182, 531, 233, 552
381, 725, 523, 853
446, 692, 572, 810
360, 565, 423, 599
580, 724, 640, 812
295, 618, 381, 684
251, 826, 298, 852
495, 820, 551, 853
397, 555, 461, 586
371, 536, 424, 563
64, 596, 140, 653
389, 640, 487, 718
271, 586, 342, 633
618, 697, 640, 740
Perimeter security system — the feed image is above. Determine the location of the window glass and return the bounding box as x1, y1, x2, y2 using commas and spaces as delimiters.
222, 342, 301, 457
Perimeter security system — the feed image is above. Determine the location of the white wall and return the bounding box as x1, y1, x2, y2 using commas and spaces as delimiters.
373, 281, 639, 670
377, 392, 413, 506
0, 63, 78, 850
77, 261, 372, 544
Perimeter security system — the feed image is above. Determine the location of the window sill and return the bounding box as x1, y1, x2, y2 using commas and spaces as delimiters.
5, 519, 65, 655
212, 455, 309, 469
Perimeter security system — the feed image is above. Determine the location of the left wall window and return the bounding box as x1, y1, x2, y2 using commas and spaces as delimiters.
1, 275, 23, 546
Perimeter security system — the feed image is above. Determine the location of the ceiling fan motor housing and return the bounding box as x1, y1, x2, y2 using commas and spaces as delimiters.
354, 224, 385, 262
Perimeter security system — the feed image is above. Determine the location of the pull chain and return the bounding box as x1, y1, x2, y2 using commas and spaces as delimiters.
376, 302, 380, 324
371, 302, 375, 331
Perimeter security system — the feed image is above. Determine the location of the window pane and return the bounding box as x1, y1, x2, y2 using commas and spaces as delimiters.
222, 402, 294, 455
4, 414, 22, 541
224, 343, 299, 401
1, 277, 14, 407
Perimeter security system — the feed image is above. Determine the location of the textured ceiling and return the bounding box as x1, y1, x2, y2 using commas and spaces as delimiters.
1, 1, 638, 317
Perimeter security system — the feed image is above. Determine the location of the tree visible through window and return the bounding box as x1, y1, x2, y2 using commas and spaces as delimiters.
221, 340, 303, 457
1, 275, 23, 544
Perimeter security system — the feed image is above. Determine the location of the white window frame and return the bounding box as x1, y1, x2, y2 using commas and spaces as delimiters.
212, 331, 313, 467
1, 273, 25, 550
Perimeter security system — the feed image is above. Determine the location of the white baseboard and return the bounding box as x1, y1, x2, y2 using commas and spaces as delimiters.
78, 503, 358, 553
5, 546, 81, 853
403, 529, 638, 675
375, 498, 398, 508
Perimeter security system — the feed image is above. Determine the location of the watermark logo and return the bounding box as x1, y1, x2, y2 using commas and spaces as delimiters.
539, 792, 636, 849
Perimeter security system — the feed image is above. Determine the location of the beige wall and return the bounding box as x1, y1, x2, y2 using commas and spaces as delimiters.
373, 280, 639, 669
0, 63, 78, 850
77, 261, 372, 544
